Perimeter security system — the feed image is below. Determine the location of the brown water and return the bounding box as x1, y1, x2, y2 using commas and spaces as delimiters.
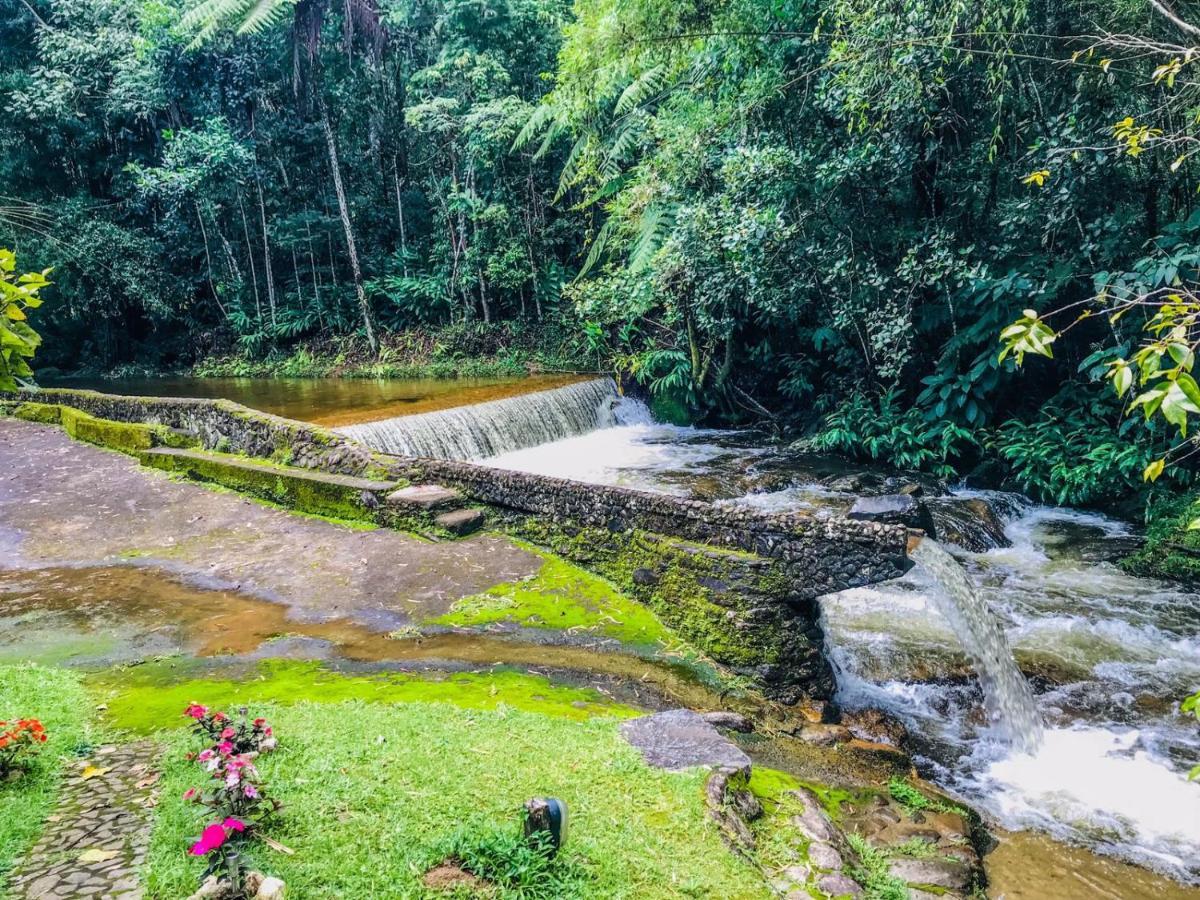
0, 564, 744, 715
42, 374, 586, 427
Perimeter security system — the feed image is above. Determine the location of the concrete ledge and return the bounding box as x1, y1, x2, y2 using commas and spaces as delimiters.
142, 447, 397, 522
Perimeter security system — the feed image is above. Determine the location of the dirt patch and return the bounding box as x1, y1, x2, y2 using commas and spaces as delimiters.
422, 860, 494, 894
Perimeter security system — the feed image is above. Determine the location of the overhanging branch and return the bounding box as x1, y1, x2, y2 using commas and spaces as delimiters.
1150, 0, 1200, 40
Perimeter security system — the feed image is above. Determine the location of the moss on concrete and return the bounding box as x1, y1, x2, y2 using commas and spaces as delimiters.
139, 448, 389, 524
7, 402, 200, 456
428, 545, 676, 647
510, 519, 797, 671
89, 660, 638, 735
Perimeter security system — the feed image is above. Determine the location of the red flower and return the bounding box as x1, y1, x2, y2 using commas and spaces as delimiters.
184, 703, 208, 720
220, 727, 236, 739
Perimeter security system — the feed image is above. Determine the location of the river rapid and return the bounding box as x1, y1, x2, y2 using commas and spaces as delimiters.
487, 412, 1200, 884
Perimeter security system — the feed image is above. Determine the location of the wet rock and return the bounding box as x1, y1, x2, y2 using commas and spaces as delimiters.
926, 496, 1010, 552
795, 723, 852, 746
620, 709, 751, 772
784, 787, 839, 844
631, 567, 659, 586
705, 766, 761, 852
847, 494, 935, 534
816, 873, 864, 898
887, 857, 971, 891
700, 711, 753, 733
807, 841, 843, 871
839, 707, 908, 747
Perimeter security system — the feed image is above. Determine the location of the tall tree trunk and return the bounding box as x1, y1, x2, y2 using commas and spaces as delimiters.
392, 157, 409, 277
237, 191, 263, 325
319, 93, 378, 354
194, 200, 227, 318
255, 170, 278, 330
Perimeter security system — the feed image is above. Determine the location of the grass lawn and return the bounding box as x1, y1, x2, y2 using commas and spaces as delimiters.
0, 665, 92, 883
144, 700, 769, 899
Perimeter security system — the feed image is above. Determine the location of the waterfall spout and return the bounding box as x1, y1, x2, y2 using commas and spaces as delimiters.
334, 377, 619, 460
910, 539, 1044, 753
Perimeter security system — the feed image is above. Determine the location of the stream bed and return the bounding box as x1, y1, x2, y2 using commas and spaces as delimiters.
486, 414, 1200, 885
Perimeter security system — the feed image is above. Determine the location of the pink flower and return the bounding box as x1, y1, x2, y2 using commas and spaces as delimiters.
183, 788, 197, 801
212, 712, 228, 723
220, 726, 236, 739
184, 703, 208, 720
189, 823, 229, 856
217, 740, 233, 756
253, 718, 266, 728
243, 783, 259, 799
197, 749, 215, 762
222, 818, 246, 833
225, 770, 241, 788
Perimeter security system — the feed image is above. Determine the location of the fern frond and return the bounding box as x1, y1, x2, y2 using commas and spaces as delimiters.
575, 217, 616, 281
554, 134, 590, 202
237, 0, 294, 35
614, 65, 667, 117
629, 202, 677, 274
513, 103, 560, 152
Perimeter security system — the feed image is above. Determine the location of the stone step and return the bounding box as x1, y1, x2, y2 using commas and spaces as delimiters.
386, 483, 462, 511
434, 508, 485, 536
142, 447, 397, 522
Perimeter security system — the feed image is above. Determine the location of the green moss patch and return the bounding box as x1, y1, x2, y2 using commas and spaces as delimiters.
139, 448, 392, 524
0, 665, 92, 885
429, 548, 675, 647
90, 660, 639, 735
145, 701, 768, 898
1123, 492, 1200, 584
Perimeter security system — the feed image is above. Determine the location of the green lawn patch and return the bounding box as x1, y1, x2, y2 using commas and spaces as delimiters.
91, 660, 640, 735
144, 701, 769, 898
428, 549, 676, 648
0, 665, 92, 884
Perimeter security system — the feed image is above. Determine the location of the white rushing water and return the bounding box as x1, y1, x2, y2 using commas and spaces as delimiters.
476, 411, 1200, 881
333, 378, 618, 460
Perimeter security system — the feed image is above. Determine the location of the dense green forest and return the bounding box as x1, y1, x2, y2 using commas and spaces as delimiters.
4, 0, 1200, 524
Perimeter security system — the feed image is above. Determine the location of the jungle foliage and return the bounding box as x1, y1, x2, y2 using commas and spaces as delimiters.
3, 0, 1200, 516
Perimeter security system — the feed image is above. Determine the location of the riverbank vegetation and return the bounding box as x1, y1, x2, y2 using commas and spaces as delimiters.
5, 0, 1200, 553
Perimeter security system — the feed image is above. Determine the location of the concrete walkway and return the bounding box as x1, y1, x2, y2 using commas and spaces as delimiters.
0, 420, 541, 630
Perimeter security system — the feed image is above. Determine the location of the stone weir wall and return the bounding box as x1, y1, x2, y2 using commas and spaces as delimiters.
11, 387, 909, 703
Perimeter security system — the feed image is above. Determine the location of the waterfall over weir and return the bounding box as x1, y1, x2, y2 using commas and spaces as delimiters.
333, 377, 622, 460
910, 539, 1044, 753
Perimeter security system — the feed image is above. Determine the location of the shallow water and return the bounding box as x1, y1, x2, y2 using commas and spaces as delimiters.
41, 374, 586, 427
0, 564, 740, 716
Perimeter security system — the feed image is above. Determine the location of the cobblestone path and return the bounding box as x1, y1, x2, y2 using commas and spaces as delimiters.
8, 742, 160, 900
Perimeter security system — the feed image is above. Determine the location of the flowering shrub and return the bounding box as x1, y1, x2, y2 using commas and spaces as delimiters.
184, 703, 276, 755
0, 719, 48, 777
181, 705, 280, 893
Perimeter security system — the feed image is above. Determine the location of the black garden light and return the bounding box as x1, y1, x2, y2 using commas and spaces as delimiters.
523, 797, 568, 855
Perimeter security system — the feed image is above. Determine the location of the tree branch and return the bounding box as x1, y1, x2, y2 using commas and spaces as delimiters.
1150, 0, 1200, 40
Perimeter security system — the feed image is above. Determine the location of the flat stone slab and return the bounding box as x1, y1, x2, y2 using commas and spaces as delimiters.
620, 709, 751, 772
9, 741, 160, 899
387, 484, 461, 510
143, 447, 397, 492
434, 508, 485, 535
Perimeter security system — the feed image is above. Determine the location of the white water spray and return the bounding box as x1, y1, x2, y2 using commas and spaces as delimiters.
910, 538, 1044, 753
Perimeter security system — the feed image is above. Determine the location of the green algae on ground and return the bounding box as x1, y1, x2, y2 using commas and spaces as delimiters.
0, 665, 93, 885
145, 700, 769, 899
428, 548, 675, 647
90, 660, 639, 735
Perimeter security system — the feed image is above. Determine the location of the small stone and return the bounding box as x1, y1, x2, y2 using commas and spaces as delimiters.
807, 841, 843, 871
816, 873, 864, 898
253, 875, 286, 900
433, 508, 485, 536
780, 863, 810, 884
887, 857, 971, 891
